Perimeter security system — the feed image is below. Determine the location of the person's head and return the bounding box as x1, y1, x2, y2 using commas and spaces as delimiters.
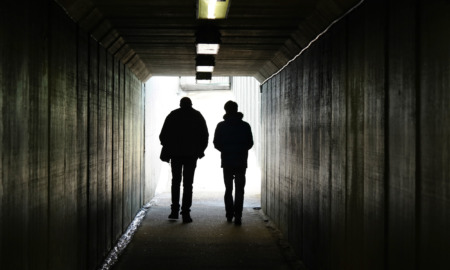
224, 100, 238, 114
180, 97, 192, 108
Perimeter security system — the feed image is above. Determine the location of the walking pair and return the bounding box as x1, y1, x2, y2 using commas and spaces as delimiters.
159, 97, 253, 225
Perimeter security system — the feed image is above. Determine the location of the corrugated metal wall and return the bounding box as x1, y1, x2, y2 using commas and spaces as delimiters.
260, 0, 450, 269
0, 1, 146, 269
231, 77, 261, 165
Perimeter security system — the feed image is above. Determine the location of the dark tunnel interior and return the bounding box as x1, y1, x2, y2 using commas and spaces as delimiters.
1, 0, 449, 269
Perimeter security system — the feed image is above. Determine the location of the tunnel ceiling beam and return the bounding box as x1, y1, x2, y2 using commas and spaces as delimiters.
56, 0, 361, 82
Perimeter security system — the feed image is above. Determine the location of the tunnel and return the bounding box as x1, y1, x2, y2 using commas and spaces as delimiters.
1, 0, 449, 269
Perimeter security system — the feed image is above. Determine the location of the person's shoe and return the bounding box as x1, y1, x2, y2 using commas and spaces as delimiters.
234, 217, 242, 226
168, 211, 179, 219
226, 214, 233, 223
182, 214, 193, 223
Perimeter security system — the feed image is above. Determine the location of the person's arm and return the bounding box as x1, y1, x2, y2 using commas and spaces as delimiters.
159, 113, 173, 145
199, 113, 209, 153
213, 123, 223, 152
246, 123, 254, 150
159, 113, 173, 162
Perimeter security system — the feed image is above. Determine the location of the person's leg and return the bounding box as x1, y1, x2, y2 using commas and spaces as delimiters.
169, 158, 183, 218
180, 157, 197, 222
234, 167, 247, 225
223, 167, 234, 221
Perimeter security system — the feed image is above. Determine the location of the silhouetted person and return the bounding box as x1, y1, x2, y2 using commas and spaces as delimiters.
213, 101, 253, 225
159, 97, 209, 223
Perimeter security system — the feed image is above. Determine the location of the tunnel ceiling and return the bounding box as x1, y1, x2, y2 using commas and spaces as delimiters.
58, 0, 361, 82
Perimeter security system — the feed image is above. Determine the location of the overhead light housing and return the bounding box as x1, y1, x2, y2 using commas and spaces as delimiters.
197, 0, 230, 20
196, 65, 214, 72
196, 72, 212, 83
196, 55, 215, 72
196, 44, 220, 55
196, 26, 221, 54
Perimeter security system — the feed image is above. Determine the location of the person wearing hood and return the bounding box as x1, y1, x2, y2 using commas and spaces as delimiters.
213, 100, 254, 225
159, 97, 209, 223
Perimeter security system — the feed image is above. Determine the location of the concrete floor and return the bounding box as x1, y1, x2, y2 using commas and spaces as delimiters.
109, 141, 304, 270
110, 191, 304, 270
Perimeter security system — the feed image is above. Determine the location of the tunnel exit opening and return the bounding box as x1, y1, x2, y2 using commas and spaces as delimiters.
144, 76, 261, 204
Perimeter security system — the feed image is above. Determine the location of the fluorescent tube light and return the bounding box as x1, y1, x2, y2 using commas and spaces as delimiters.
198, 0, 230, 19
196, 43, 220, 54
196, 66, 214, 72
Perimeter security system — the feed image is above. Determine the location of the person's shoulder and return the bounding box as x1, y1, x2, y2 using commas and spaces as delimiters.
166, 108, 186, 120
192, 108, 206, 118
215, 120, 226, 129
192, 107, 203, 114
242, 120, 251, 128
169, 108, 181, 114
238, 117, 249, 125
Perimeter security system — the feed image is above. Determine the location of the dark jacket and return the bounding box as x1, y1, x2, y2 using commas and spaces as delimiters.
213, 112, 253, 168
159, 107, 209, 160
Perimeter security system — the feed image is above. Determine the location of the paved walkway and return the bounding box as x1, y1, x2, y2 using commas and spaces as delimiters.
111, 191, 304, 270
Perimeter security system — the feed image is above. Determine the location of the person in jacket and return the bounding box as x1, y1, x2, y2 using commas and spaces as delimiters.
159, 97, 209, 223
213, 100, 253, 225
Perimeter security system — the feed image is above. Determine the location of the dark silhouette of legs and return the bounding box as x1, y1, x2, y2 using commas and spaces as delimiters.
234, 167, 246, 220
170, 159, 183, 218
180, 157, 197, 216
223, 168, 235, 221
223, 167, 247, 224
170, 157, 197, 222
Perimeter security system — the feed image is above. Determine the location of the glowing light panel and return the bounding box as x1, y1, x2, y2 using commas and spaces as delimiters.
196, 43, 220, 54
198, 0, 230, 19
196, 66, 214, 72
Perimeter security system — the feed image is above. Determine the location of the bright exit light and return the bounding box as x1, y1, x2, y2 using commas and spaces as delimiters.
198, 0, 230, 19
196, 43, 220, 54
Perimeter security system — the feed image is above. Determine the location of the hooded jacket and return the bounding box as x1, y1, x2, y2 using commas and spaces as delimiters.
159, 106, 209, 159
213, 112, 254, 168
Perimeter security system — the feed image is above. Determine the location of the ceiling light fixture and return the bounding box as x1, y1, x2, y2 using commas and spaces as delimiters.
196, 72, 212, 84
197, 0, 230, 20
196, 55, 215, 72
196, 44, 220, 55
208, 0, 217, 18
195, 25, 221, 54
196, 66, 215, 72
